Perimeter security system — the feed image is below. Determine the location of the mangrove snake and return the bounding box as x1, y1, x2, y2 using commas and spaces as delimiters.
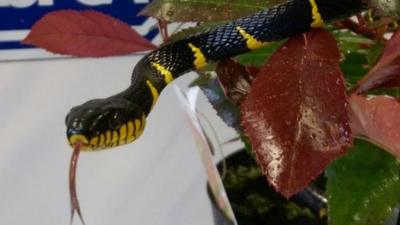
65, 0, 366, 222
66, 0, 367, 151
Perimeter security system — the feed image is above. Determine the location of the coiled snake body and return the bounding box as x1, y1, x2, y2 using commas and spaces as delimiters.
65, 0, 365, 151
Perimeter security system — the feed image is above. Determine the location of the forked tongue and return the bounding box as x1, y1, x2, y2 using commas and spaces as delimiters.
69, 142, 86, 225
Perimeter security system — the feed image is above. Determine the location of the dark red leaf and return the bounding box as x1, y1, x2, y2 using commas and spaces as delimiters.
352, 27, 400, 93
241, 30, 352, 198
381, 78, 400, 87
22, 10, 157, 57
216, 59, 258, 105
348, 94, 400, 158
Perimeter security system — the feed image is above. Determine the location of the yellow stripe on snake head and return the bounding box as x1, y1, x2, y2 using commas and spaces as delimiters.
135, 119, 142, 138
111, 130, 119, 144
188, 43, 207, 69
127, 121, 135, 143
236, 26, 267, 50
90, 136, 98, 146
118, 124, 127, 145
119, 124, 127, 140
99, 134, 105, 146
309, 0, 324, 28
151, 63, 174, 84
146, 80, 159, 109
105, 130, 112, 145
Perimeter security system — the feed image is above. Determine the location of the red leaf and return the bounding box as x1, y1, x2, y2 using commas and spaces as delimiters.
382, 78, 400, 88
241, 30, 351, 198
22, 10, 157, 57
216, 59, 258, 105
353, 28, 400, 93
348, 94, 400, 158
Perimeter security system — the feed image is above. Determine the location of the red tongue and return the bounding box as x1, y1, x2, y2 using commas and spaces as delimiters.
69, 142, 85, 225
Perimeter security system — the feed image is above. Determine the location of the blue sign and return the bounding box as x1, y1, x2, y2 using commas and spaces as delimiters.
0, 0, 158, 51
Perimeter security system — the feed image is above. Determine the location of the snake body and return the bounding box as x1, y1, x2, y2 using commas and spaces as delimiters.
66, 0, 366, 151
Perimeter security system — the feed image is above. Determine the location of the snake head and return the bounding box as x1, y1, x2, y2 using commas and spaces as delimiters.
66, 98, 146, 151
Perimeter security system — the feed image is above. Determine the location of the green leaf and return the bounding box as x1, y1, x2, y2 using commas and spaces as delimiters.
340, 52, 368, 86
366, 42, 384, 66
332, 29, 372, 54
326, 139, 400, 225
332, 30, 385, 88
139, 0, 285, 22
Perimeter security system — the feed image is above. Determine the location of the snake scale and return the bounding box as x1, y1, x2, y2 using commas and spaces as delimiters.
65, 0, 366, 151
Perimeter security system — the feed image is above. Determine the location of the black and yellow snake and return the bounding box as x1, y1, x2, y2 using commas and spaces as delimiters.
65, 0, 366, 151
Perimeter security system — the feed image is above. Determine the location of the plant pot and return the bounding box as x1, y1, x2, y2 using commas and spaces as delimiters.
207, 150, 400, 225
207, 149, 328, 225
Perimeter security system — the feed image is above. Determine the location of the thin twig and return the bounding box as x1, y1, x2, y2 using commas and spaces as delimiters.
334, 18, 384, 41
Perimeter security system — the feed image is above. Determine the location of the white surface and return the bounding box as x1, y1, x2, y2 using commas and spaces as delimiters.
0, 54, 239, 225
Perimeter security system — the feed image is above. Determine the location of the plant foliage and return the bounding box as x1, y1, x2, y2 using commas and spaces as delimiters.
24, 1, 400, 224
326, 139, 400, 225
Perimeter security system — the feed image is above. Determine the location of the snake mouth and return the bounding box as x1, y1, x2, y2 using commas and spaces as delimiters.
68, 134, 92, 151
68, 114, 147, 151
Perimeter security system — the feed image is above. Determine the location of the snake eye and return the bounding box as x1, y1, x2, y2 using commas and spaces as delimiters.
108, 111, 124, 129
